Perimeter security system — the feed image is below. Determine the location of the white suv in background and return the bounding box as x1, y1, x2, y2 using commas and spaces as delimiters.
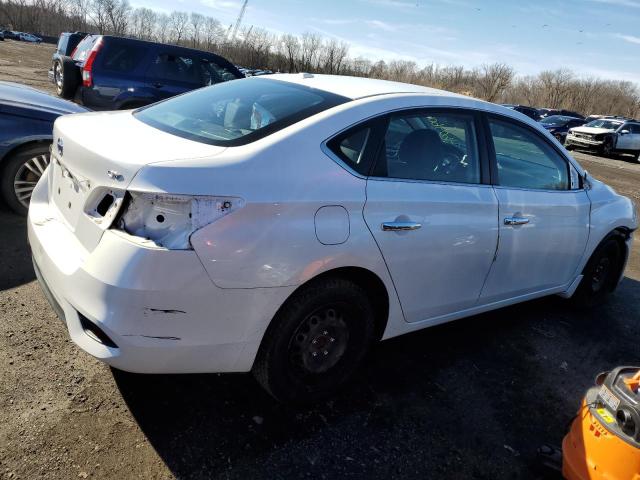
566, 118, 640, 160
29, 75, 637, 402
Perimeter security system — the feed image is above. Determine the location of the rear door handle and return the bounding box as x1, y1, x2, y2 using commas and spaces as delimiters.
382, 221, 422, 231
504, 216, 529, 226
152, 82, 163, 88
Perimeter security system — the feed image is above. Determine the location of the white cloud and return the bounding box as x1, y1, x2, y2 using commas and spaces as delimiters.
586, 0, 640, 7
365, 20, 398, 31
200, 0, 242, 12
615, 33, 640, 44
360, 0, 416, 9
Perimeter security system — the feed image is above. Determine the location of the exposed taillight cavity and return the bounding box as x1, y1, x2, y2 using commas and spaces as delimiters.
82, 37, 103, 87
114, 192, 244, 250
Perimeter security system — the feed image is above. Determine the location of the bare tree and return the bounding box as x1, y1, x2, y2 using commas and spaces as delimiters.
280, 33, 300, 73
1, 0, 639, 119
168, 10, 188, 44
321, 38, 348, 74
155, 12, 170, 43
190, 11, 204, 48
538, 69, 574, 108
88, 0, 108, 33
300, 32, 322, 72
473, 63, 514, 102
203, 16, 223, 50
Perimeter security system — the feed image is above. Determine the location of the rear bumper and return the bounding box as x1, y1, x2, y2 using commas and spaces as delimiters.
28, 172, 295, 374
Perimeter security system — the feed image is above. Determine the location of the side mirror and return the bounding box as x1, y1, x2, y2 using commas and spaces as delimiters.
582, 170, 592, 190
620, 130, 630, 135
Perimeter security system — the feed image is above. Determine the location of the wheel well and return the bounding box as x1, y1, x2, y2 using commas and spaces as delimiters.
282, 267, 390, 342
0, 140, 51, 170
598, 228, 630, 278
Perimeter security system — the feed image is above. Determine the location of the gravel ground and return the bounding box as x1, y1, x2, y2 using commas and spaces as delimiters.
1, 40, 640, 480
0, 40, 57, 95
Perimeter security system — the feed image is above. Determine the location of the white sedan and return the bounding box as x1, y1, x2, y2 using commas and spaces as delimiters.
28, 74, 636, 401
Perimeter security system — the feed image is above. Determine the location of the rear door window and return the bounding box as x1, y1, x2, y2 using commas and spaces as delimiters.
372, 110, 481, 184
148, 53, 201, 86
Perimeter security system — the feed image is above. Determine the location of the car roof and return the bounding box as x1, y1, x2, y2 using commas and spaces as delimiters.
266, 73, 462, 100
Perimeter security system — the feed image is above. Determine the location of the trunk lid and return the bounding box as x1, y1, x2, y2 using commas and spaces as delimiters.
50, 110, 226, 251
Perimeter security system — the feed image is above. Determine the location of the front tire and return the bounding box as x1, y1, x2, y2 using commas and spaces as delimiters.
601, 137, 613, 157
0, 144, 51, 215
571, 238, 622, 308
253, 277, 376, 403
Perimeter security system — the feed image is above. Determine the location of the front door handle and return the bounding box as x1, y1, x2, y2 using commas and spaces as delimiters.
382, 221, 422, 231
152, 82, 163, 88
504, 216, 529, 226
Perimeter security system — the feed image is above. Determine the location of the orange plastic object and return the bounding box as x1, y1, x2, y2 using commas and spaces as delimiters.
563, 400, 640, 480
624, 371, 640, 392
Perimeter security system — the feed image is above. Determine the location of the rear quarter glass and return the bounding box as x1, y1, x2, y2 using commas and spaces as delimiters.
98, 41, 146, 72
72, 35, 99, 62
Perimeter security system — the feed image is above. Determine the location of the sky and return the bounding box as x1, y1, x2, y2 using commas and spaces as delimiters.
131, 0, 640, 83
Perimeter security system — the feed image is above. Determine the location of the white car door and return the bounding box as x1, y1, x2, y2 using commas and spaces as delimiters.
361, 109, 499, 323
479, 115, 590, 303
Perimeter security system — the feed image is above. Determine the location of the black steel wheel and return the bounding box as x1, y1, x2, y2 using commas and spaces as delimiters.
253, 277, 376, 403
571, 237, 622, 308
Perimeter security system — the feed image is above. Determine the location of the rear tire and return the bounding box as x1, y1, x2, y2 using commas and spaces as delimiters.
571, 238, 622, 308
0, 144, 51, 215
253, 277, 376, 403
55, 56, 79, 99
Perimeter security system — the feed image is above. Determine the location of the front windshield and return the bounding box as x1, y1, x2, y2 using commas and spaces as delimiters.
135, 78, 349, 146
584, 119, 623, 129
540, 115, 574, 126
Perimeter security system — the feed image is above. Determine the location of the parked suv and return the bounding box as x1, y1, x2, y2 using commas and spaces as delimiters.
501, 104, 540, 121
52, 35, 243, 110
539, 108, 584, 120
566, 118, 640, 160
539, 115, 586, 144
48, 32, 88, 89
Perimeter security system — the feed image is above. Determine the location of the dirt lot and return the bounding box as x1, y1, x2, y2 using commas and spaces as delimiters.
1, 40, 640, 480
0, 40, 56, 95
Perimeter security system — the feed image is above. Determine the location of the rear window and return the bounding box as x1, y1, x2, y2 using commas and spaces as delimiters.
134, 78, 349, 146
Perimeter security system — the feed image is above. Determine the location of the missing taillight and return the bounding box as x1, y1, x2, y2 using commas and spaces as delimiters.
96, 194, 115, 216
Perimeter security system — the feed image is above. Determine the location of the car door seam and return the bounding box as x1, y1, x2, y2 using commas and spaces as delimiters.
362, 178, 409, 323
476, 185, 501, 303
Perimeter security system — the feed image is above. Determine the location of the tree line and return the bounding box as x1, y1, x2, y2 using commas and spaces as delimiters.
2, 0, 639, 118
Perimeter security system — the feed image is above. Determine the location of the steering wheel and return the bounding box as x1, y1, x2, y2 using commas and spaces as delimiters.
433, 143, 467, 177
